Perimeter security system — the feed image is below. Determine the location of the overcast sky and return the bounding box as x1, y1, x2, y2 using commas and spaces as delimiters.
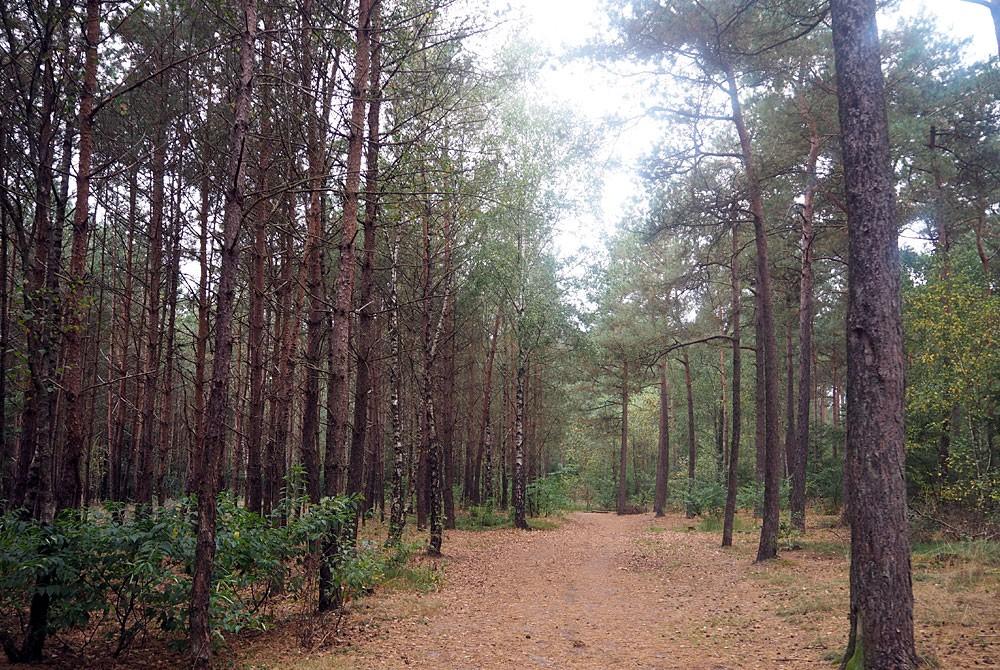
489, 0, 998, 259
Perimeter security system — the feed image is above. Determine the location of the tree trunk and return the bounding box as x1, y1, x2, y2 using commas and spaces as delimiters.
15, 49, 60, 524
188, 0, 255, 664
784, 316, 795, 480
299, 0, 326, 508
512, 346, 529, 528
58, 0, 100, 511
654, 362, 671, 516
791, 102, 820, 531
754, 306, 766, 488
156, 188, 182, 505
683, 349, 696, 518
723, 222, 743, 547
387, 235, 406, 545
245, 21, 274, 515
187, 165, 211, 494
475, 311, 502, 504
136, 122, 167, 508
724, 64, 782, 561
329, 0, 371, 510
616, 360, 629, 516
831, 1, 918, 666
348, 0, 382, 516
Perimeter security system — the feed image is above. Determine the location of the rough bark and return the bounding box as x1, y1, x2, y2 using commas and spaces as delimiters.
329, 0, 372, 508
187, 165, 211, 494
386, 236, 406, 545
299, 0, 326, 507
683, 349, 696, 518
188, 0, 255, 664
617, 360, 629, 516
512, 346, 529, 529
245, 21, 274, 515
653, 362, 671, 516
831, 1, 918, 666
136, 123, 167, 508
349, 8, 382, 513
57, 0, 100, 511
784, 316, 795, 480
723, 222, 743, 547
475, 311, 502, 503
791, 103, 820, 532
724, 64, 782, 562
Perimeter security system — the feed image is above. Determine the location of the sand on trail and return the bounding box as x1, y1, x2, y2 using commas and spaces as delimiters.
342, 512, 833, 670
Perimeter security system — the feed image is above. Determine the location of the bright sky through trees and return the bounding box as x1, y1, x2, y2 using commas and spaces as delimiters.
495, 0, 998, 259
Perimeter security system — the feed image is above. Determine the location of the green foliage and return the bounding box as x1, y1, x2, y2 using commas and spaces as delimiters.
526, 464, 578, 516
456, 505, 510, 531
695, 514, 752, 533
912, 540, 1000, 569
806, 459, 844, 514
0, 492, 362, 658
673, 476, 725, 517
904, 271, 1000, 517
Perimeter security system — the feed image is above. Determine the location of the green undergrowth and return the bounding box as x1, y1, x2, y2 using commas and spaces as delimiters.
454, 505, 563, 532
380, 543, 442, 594
911, 540, 1000, 568
694, 513, 756, 533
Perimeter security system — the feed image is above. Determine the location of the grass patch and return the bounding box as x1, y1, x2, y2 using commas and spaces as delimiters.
527, 517, 560, 531
801, 540, 849, 558
912, 540, 1000, 568
777, 592, 839, 619
382, 562, 441, 593
691, 514, 755, 533
455, 505, 510, 531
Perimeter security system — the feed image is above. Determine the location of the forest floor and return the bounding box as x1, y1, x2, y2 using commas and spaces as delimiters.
240, 510, 1000, 670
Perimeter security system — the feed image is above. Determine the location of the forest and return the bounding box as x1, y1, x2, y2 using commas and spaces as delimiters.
0, 0, 998, 668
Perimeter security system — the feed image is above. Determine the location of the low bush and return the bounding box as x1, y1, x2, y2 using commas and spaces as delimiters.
526, 464, 578, 516
0, 492, 364, 662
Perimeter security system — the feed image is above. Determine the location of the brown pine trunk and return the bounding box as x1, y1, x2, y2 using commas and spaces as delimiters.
475, 311, 502, 503
654, 362, 670, 516
187, 165, 211, 494
156, 190, 182, 505
15, 55, 59, 524
791, 103, 820, 531
189, 0, 255, 663
754, 307, 765, 488
784, 316, 795, 480
299, 0, 327, 507
328, 0, 371, 508
245, 20, 274, 515
348, 6, 382, 512
108, 168, 138, 501
723, 222, 743, 547
136, 122, 167, 508
724, 64, 782, 561
617, 360, 629, 515
830, 1, 918, 666
683, 349, 696, 518
58, 0, 100, 511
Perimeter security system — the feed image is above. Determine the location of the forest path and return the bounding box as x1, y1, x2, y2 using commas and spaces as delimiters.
331, 512, 835, 669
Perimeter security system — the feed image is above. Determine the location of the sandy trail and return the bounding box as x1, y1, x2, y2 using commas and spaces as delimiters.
343, 512, 833, 669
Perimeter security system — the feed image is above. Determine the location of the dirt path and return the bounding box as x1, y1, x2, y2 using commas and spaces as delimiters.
333, 512, 837, 669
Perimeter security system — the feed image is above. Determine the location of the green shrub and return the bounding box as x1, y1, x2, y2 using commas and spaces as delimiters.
527, 464, 577, 516
456, 505, 509, 530
0, 491, 361, 661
